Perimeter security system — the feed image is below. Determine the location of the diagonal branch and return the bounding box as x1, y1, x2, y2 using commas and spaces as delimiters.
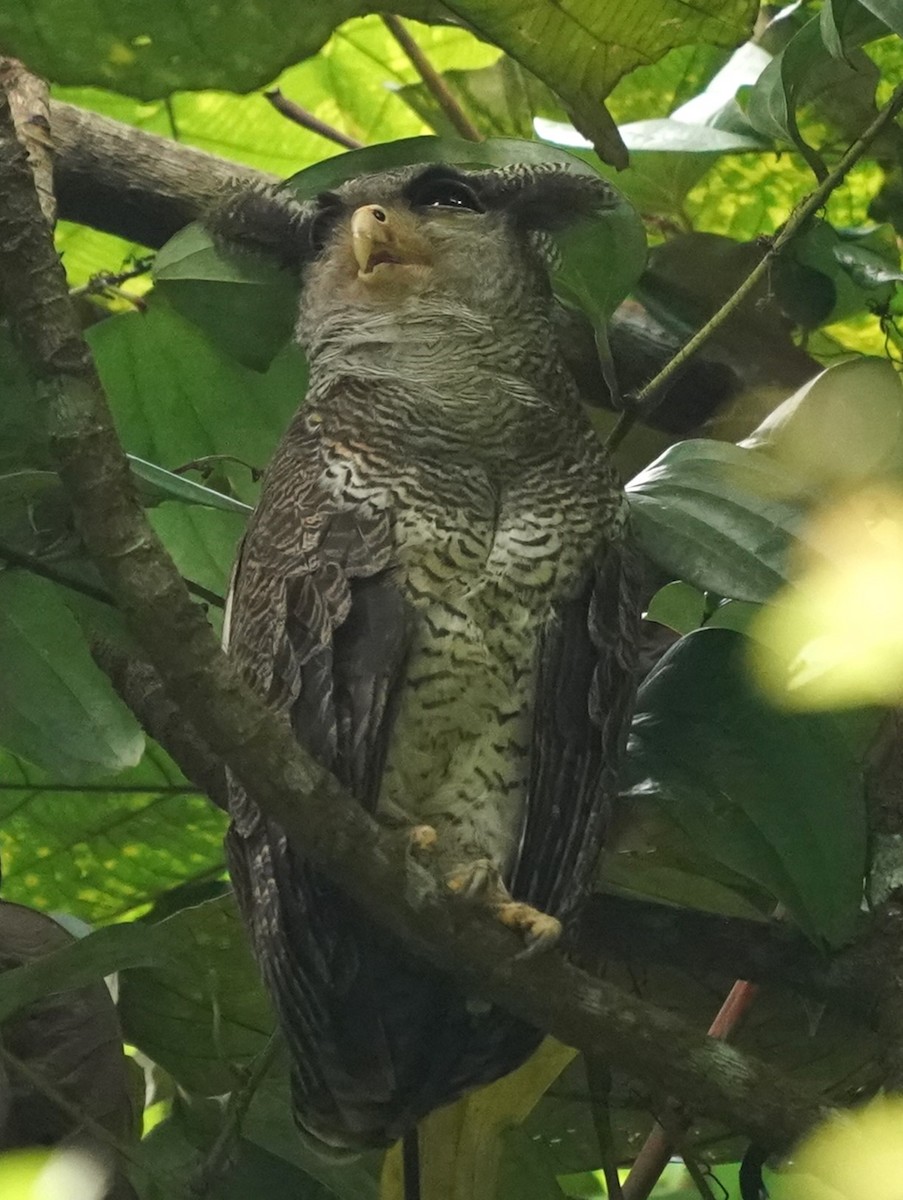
0, 84, 830, 1154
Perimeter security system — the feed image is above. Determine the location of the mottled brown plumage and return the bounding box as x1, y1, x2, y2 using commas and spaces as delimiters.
216, 162, 640, 1151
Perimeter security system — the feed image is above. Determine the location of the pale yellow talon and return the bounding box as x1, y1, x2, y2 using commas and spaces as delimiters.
409, 824, 438, 854
495, 901, 562, 957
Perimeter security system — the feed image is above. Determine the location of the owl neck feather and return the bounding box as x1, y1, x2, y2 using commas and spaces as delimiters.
302, 294, 566, 418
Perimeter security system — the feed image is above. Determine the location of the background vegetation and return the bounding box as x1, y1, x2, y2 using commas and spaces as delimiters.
1, 1, 903, 1197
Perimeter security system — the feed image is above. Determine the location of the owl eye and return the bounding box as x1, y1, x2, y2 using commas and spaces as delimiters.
410, 178, 484, 212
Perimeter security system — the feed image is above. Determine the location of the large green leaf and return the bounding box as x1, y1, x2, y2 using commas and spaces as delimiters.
624, 628, 868, 946
437, 0, 758, 161
626, 440, 806, 603
153, 226, 302, 372
0, 744, 226, 924
118, 895, 273, 1095
0, 574, 143, 780
87, 297, 303, 503
4, 2, 757, 157
740, 356, 903, 491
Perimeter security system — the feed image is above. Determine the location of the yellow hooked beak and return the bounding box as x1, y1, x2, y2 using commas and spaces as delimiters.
351, 204, 402, 275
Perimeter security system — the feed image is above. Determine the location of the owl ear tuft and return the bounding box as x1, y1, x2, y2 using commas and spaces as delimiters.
482, 168, 619, 233
204, 183, 317, 272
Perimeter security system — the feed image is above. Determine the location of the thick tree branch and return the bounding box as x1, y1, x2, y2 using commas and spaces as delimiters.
51, 99, 275, 248
0, 87, 831, 1153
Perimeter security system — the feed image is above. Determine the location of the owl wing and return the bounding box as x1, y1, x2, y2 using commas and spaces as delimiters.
511, 532, 640, 918
224, 415, 411, 812
224, 416, 420, 1144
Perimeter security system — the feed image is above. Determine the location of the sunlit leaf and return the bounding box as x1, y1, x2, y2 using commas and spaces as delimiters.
771, 1095, 903, 1200
644, 581, 706, 635
751, 486, 903, 709
741, 357, 903, 492
0, 744, 226, 924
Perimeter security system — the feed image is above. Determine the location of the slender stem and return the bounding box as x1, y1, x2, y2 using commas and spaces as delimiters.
0, 540, 223, 610
607, 80, 903, 453
680, 1153, 719, 1200
585, 1056, 625, 1200
263, 89, 363, 150
0, 540, 114, 605
382, 14, 482, 142
189, 1034, 280, 1195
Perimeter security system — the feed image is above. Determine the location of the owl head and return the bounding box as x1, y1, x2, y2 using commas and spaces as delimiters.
210, 162, 617, 338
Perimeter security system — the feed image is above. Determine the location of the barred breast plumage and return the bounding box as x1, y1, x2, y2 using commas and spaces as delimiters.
218, 161, 640, 1150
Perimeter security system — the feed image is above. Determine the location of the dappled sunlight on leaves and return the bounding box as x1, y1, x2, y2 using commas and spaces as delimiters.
751, 485, 903, 708
772, 1095, 903, 1200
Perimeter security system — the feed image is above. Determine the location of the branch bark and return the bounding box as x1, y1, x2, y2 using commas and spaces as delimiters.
51, 99, 275, 248
1, 86, 833, 1154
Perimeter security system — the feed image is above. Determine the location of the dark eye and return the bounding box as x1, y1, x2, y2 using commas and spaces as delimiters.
411, 180, 483, 212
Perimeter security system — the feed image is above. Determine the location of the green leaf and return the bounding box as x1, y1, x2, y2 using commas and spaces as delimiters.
644, 581, 706, 635
128, 456, 252, 516
118, 895, 273, 1095
0, 573, 144, 779
820, 0, 900, 56
0, 918, 162, 1023
0, 327, 47, 472
774, 219, 903, 327
740, 356, 903, 491
745, 5, 886, 179
153, 225, 301, 372
858, 0, 903, 37
626, 440, 806, 603
625, 628, 868, 946
0, 743, 227, 924
88, 296, 303, 504
436, 0, 758, 164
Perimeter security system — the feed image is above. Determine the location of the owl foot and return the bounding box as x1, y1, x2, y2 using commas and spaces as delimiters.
445, 861, 562, 955
445, 857, 498, 899
408, 824, 439, 856
495, 901, 562, 958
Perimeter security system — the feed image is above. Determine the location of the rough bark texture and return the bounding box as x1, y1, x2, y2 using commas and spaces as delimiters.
51, 99, 275, 248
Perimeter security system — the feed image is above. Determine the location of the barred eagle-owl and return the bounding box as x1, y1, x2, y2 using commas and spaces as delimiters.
215, 160, 639, 1151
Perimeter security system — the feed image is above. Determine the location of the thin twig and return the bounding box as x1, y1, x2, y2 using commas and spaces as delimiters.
606, 80, 903, 453
189, 1034, 280, 1196
680, 1153, 720, 1200
0, 539, 223, 610
263, 89, 363, 150
0, 540, 114, 605
381, 14, 482, 142
585, 1056, 625, 1200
